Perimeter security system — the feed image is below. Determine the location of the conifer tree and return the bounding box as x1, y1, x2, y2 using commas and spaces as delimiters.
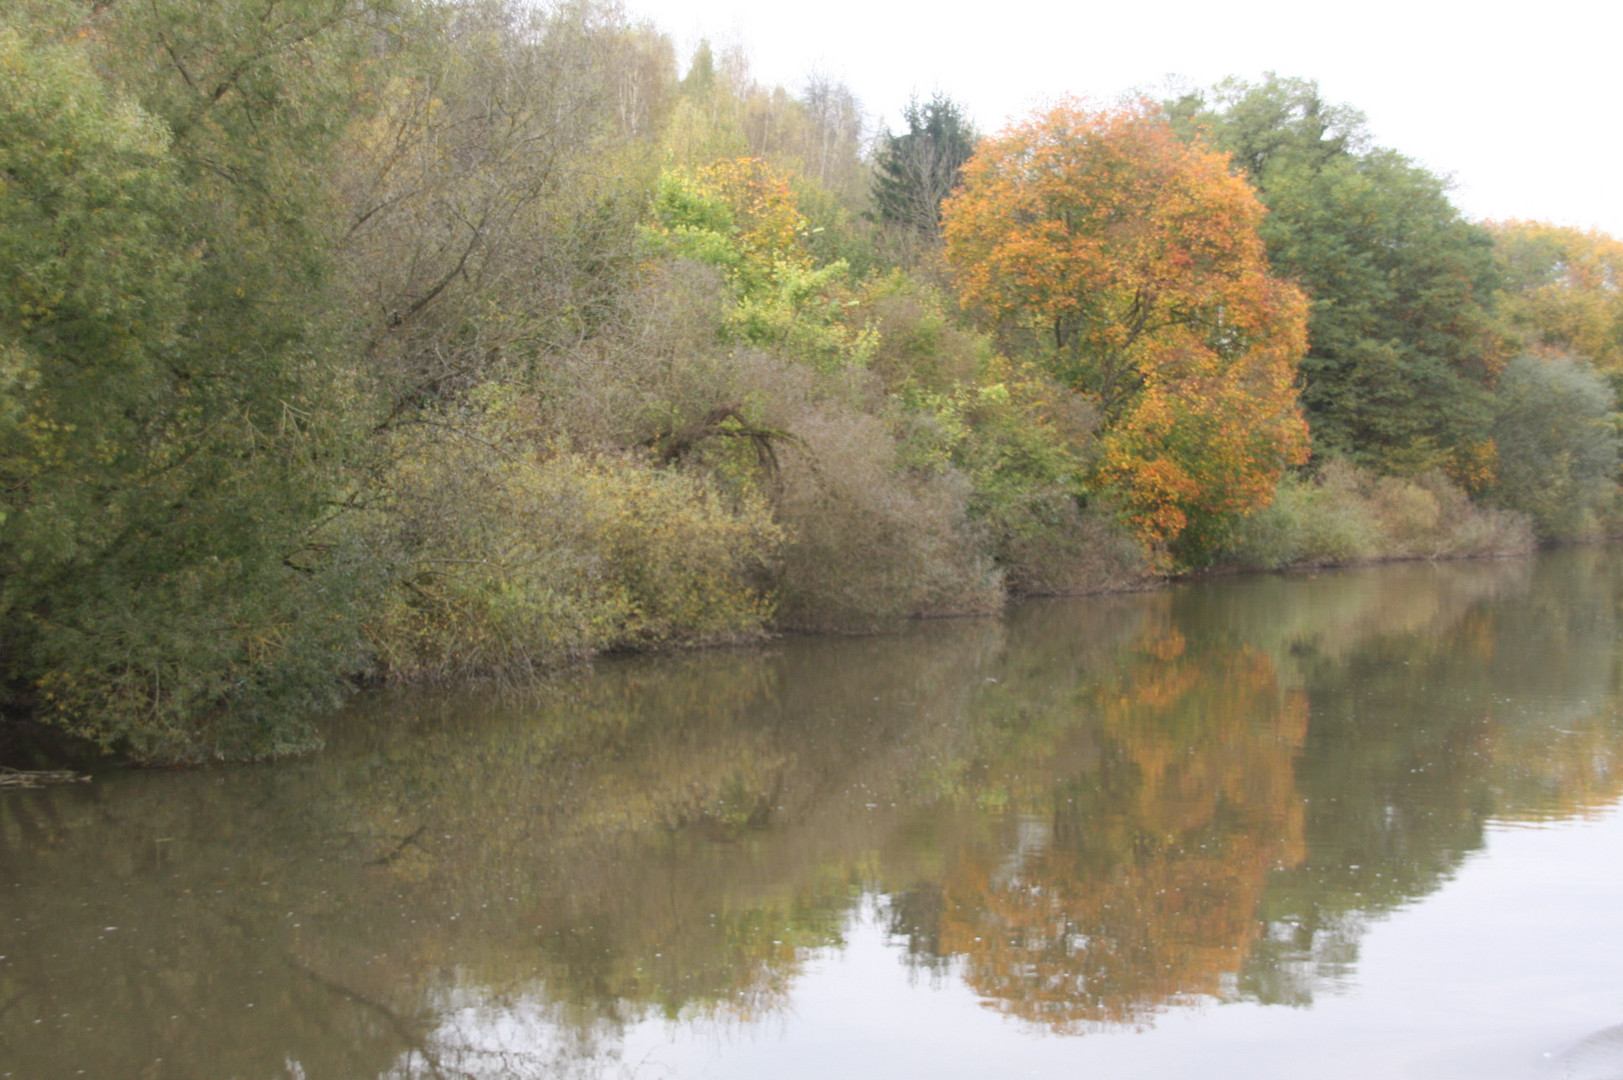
872, 93, 979, 235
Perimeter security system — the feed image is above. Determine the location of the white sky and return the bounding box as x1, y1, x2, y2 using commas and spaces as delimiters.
626, 0, 1623, 238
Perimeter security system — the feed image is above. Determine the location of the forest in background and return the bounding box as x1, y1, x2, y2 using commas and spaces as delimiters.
3, 0, 1621, 761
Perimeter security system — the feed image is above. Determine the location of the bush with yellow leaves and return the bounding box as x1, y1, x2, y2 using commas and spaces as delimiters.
371, 394, 781, 681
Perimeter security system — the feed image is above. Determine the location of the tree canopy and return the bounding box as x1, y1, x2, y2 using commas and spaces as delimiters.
1490, 220, 1623, 377
942, 100, 1309, 561
1168, 75, 1504, 482
871, 92, 979, 235
0, 1, 386, 759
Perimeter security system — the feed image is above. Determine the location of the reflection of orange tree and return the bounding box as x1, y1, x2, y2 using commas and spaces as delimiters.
933, 634, 1306, 1031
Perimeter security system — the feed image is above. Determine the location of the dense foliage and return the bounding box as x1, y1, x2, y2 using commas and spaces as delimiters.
0, 1, 388, 759
1167, 76, 1504, 481
941, 100, 1310, 562
0, 3, 1615, 761
1491, 220, 1623, 379
871, 92, 979, 235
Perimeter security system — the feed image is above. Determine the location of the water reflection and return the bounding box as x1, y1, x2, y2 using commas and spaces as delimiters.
2, 550, 1622, 1077
886, 618, 1308, 1033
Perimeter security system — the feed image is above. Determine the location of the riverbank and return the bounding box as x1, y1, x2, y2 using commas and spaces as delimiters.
5, 2, 1616, 767
0, 476, 1554, 775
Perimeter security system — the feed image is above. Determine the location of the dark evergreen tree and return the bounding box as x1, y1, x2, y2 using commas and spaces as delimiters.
872, 92, 979, 234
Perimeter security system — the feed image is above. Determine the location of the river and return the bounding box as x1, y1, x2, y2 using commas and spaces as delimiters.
3, 548, 1622, 1079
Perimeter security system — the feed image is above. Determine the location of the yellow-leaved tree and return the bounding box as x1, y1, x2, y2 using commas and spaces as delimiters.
1491, 220, 1623, 374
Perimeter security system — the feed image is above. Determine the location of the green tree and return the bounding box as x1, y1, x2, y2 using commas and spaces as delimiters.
0, 1, 391, 760
872, 92, 979, 235
1489, 354, 1619, 540
1169, 76, 1504, 482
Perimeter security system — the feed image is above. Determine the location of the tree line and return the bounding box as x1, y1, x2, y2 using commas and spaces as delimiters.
3, 0, 1620, 761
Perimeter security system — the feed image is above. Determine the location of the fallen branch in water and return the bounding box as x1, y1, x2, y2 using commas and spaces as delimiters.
0, 767, 91, 788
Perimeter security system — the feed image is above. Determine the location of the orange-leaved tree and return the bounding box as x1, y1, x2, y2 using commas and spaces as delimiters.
941, 99, 1309, 563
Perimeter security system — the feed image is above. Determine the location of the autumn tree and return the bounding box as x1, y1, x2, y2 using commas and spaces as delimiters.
941, 99, 1309, 562
1168, 76, 1504, 480
645, 156, 870, 368
1490, 220, 1623, 378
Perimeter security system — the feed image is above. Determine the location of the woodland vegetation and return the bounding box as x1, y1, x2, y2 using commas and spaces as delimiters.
3, 0, 1620, 761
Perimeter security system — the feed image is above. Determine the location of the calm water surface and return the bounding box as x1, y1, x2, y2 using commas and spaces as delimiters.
4, 549, 1623, 1079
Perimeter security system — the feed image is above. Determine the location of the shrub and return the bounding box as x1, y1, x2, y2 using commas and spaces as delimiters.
1223, 459, 1533, 569
858, 272, 987, 393
990, 500, 1149, 596
545, 266, 1011, 628
899, 357, 1146, 595
773, 405, 1003, 630
27, 547, 379, 763
1226, 464, 1381, 569
371, 399, 782, 682
1368, 469, 1531, 558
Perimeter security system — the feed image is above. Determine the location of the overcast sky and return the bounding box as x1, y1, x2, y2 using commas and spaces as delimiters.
626, 0, 1623, 238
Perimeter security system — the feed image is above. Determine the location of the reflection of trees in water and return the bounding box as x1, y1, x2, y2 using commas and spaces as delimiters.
886, 626, 1309, 1032
379, 989, 632, 1080
1238, 548, 1623, 1005
0, 619, 1014, 1078
4, 551, 1623, 1073
0, 774, 443, 1080
879, 552, 1623, 1025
